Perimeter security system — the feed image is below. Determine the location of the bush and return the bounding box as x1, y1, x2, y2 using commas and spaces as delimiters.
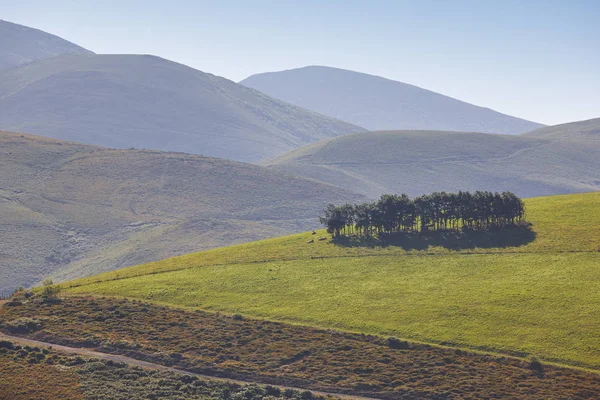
80, 361, 108, 372
265, 385, 281, 397
387, 336, 409, 349
0, 340, 15, 350
529, 357, 544, 372
41, 279, 61, 303
5, 317, 44, 333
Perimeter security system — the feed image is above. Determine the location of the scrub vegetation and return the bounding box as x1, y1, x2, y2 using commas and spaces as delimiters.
0, 339, 330, 400
2, 296, 600, 399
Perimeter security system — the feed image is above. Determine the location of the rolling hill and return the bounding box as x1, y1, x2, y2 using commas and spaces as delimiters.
262, 119, 600, 198
240, 66, 544, 134
523, 116, 600, 140
0, 19, 92, 71
0, 53, 364, 163
0, 21, 364, 162
63, 192, 600, 371
0, 131, 364, 293
2, 192, 600, 398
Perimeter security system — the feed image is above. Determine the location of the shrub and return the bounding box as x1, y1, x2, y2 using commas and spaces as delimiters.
232, 313, 244, 321
387, 336, 409, 349
265, 385, 281, 397
41, 279, 61, 303
5, 317, 44, 333
529, 357, 544, 372
0, 340, 15, 350
80, 361, 108, 372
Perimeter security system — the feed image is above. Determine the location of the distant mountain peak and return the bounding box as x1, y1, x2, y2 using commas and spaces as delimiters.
0, 19, 92, 71
241, 66, 544, 135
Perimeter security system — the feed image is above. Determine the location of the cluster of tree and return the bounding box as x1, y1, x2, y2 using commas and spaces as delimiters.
320, 191, 525, 237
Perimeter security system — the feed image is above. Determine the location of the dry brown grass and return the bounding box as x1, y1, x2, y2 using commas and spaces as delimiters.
0, 131, 364, 292
0, 352, 83, 400
2, 295, 599, 399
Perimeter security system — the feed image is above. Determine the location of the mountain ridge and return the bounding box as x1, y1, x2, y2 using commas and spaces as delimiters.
0, 19, 92, 70
241, 65, 544, 135
0, 54, 365, 162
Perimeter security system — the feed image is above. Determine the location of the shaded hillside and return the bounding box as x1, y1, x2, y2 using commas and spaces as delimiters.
0, 55, 363, 163
0, 20, 92, 70
241, 66, 543, 135
264, 125, 600, 198
0, 132, 364, 292
523, 117, 600, 139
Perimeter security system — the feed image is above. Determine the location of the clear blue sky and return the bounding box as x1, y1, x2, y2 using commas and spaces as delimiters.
2, 0, 599, 125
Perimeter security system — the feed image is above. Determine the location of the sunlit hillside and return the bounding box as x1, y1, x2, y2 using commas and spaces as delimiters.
64, 192, 600, 369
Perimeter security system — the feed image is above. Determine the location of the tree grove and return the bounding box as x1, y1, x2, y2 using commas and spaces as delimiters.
320, 191, 525, 237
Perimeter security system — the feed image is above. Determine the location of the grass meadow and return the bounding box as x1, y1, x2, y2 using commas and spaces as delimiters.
64, 192, 600, 369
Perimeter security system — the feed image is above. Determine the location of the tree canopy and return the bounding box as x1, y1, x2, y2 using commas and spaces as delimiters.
320, 191, 525, 237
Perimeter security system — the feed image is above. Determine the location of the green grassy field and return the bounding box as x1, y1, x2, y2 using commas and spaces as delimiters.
65, 192, 600, 369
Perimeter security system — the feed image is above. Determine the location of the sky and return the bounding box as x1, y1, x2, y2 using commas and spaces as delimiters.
1, 0, 599, 125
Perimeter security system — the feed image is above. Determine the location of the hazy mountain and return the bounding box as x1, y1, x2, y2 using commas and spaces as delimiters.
0, 54, 364, 162
0, 131, 364, 292
0, 19, 92, 70
241, 66, 544, 135
264, 120, 600, 199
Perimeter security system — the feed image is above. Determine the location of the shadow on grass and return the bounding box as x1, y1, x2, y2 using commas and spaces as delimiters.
331, 225, 536, 251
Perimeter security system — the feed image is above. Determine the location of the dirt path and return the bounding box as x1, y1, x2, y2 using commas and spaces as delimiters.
0, 332, 377, 400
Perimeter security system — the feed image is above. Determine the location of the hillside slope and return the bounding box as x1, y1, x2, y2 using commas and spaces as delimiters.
263, 124, 600, 198
0, 55, 363, 162
523, 117, 600, 139
241, 66, 543, 134
0, 131, 364, 292
65, 192, 600, 370
0, 20, 92, 70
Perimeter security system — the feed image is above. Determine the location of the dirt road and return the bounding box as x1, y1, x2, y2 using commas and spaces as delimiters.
0, 332, 377, 400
